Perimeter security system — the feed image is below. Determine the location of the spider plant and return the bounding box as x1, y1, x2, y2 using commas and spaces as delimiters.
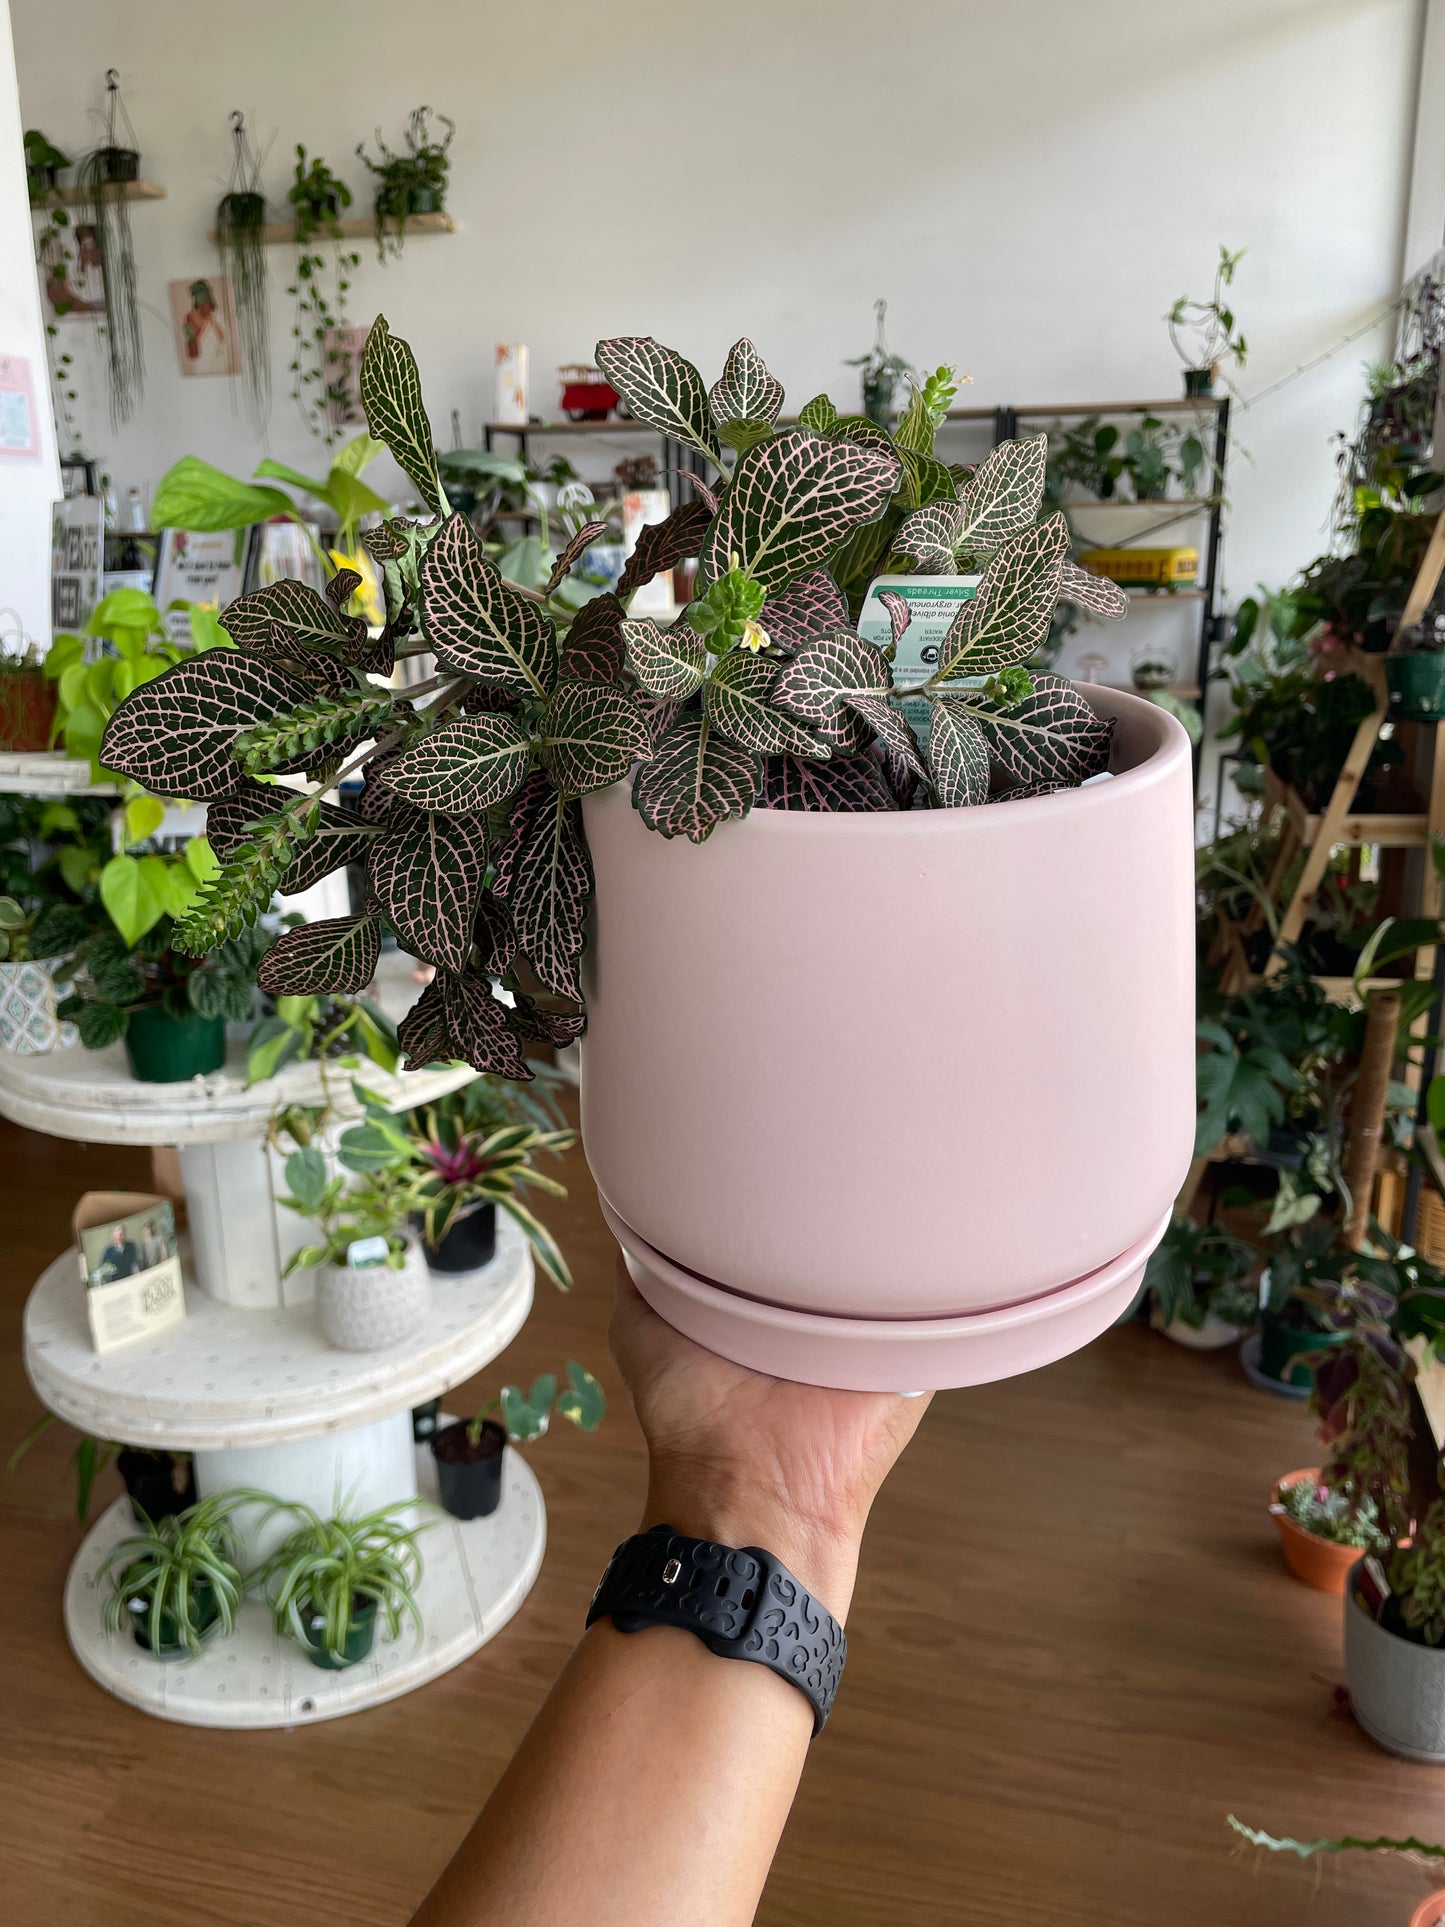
99, 1491, 256, 1657
76, 71, 145, 427
253, 1498, 430, 1666
215, 112, 271, 430
339, 1083, 577, 1290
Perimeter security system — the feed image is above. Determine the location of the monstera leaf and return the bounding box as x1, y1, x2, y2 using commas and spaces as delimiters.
420, 512, 559, 696
536, 681, 652, 796
954, 435, 1048, 554
927, 703, 992, 807
493, 774, 593, 999
359, 316, 444, 512
381, 713, 533, 815
257, 915, 381, 996
623, 618, 707, 701
965, 675, 1114, 789
773, 630, 892, 722
709, 338, 785, 450
368, 811, 489, 972
760, 752, 896, 811
703, 653, 830, 757
632, 714, 759, 842
594, 336, 720, 462
616, 500, 711, 600
101, 653, 314, 799
699, 430, 900, 595
559, 594, 626, 683
935, 515, 1070, 681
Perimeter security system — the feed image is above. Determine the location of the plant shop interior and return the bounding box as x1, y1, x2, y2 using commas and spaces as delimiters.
16, 1, 1445, 1923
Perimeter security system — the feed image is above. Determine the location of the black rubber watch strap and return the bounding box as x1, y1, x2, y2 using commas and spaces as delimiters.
586, 1524, 847, 1735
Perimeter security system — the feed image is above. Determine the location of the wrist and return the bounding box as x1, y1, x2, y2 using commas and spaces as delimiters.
641, 1465, 863, 1622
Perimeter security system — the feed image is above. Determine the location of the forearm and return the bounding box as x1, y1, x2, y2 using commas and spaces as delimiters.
410, 1485, 859, 1927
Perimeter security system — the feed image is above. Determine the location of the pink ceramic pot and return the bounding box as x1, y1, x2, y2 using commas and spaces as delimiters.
580, 687, 1194, 1390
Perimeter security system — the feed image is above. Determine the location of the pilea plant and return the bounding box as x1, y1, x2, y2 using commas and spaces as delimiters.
100, 318, 1129, 1080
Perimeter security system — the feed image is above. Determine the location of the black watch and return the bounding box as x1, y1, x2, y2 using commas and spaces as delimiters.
586, 1523, 847, 1735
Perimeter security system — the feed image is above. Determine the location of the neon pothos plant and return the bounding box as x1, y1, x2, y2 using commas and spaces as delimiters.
100, 319, 1128, 1079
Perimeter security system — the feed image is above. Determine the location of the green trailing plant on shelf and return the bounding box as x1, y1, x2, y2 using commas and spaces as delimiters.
252, 1497, 430, 1666
43, 588, 228, 779
1043, 414, 1207, 505
98, 315, 1132, 1080
286, 146, 362, 447
75, 70, 146, 427
356, 106, 454, 262
337, 1082, 576, 1289
215, 112, 271, 430
99, 1491, 255, 1657
24, 127, 69, 200
1166, 244, 1247, 393
151, 433, 388, 578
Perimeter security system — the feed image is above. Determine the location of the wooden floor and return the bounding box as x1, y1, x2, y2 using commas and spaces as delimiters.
2, 1108, 1441, 1926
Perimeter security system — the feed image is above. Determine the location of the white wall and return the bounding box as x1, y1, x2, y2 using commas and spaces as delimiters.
6, 0, 1427, 671
0, 0, 60, 646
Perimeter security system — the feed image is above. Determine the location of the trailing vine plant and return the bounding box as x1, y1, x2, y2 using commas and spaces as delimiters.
356, 108, 454, 263
100, 318, 1129, 1080
76, 71, 145, 428
215, 112, 271, 431
286, 146, 361, 445
27, 133, 86, 454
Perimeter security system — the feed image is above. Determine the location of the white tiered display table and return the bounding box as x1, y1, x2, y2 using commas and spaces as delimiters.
6, 999, 549, 1726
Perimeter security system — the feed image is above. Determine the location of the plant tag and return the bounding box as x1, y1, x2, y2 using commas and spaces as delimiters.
857, 573, 981, 749
1356, 1555, 1391, 1622
346, 1234, 391, 1270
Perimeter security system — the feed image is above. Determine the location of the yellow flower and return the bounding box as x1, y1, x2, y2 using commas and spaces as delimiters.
738, 618, 771, 655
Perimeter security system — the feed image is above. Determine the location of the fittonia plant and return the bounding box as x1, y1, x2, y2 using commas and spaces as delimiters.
100, 319, 1129, 1078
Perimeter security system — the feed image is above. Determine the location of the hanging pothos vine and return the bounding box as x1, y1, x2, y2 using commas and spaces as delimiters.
286, 146, 361, 446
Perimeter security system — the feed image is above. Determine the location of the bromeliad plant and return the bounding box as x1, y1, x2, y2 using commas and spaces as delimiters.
337, 1083, 576, 1289
100, 318, 1129, 1080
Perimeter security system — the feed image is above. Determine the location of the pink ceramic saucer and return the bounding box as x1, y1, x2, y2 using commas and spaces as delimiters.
598, 1192, 1168, 1392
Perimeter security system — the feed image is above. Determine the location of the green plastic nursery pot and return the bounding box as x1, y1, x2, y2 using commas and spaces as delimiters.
1386, 653, 1445, 724
123, 1007, 227, 1083
128, 1577, 220, 1660
300, 1596, 377, 1670
1257, 1308, 1345, 1390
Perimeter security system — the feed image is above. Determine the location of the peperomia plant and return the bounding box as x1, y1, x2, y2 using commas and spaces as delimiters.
99, 318, 1129, 1079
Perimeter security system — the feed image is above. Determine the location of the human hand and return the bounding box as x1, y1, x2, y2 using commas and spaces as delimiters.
609, 1260, 931, 1617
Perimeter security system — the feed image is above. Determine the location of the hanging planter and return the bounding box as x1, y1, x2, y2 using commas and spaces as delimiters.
356, 107, 454, 263
76, 71, 145, 428
215, 113, 271, 431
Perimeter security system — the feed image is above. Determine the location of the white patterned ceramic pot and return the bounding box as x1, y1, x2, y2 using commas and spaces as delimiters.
1345, 1567, 1445, 1761
315, 1241, 431, 1352
0, 955, 77, 1055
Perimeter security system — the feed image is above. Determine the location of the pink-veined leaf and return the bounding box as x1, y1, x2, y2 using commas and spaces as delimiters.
962, 674, 1115, 788
326, 568, 363, 611
419, 511, 559, 696
895, 501, 964, 572
510, 992, 586, 1049
709, 338, 784, 432
594, 336, 720, 461
100, 653, 314, 800
636, 693, 682, 746
760, 751, 896, 812
699, 430, 900, 595
222, 580, 368, 655
397, 976, 452, 1067
678, 472, 720, 513
758, 571, 850, 653
359, 316, 443, 512
797, 394, 839, 433
256, 915, 381, 996
1059, 559, 1129, 620
617, 500, 711, 601
559, 594, 626, 683
440, 966, 531, 1080
927, 701, 991, 807
536, 680, 652, 797
367, 811, 489, 972
703, 652, 830, 758
772, 629, 892, 722
844, 695, 927, 780
936, 514, 1070, 680
877, 590, 913, 647
206, 778, 378, 893
474, 889, 517, 975
381, 712, 533, 814
544, 520, 609, 598
631, 713, 759, 842
497, 782, 593, 999
955, 435, 1047, 553
623, 617, 706, 701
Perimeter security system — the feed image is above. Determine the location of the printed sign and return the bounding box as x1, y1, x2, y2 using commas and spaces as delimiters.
51, 494, 104, 630
75, 1194, 186, 1354
0, 354, 40, 459
153, 527, 254, 642
857, 573, 981, 747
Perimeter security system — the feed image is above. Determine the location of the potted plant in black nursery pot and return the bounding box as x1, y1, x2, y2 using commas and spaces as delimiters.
253, 1496, 430, 1670
432, 1361, 604, 1521
99, 1492, 253, 1660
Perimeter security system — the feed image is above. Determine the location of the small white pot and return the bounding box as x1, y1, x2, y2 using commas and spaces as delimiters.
315, 1240, 430, 1352
1345, 1569, 1445, 1762
0, 955, 77, 1055
1149, 1304, 1247, 1351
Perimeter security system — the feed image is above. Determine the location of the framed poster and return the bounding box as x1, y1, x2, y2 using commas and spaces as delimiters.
153, 527, 255, 642
51, 494, 104, 631
169, 276, 242, 379
323, 325, 367, 428
0, 354, 40, 460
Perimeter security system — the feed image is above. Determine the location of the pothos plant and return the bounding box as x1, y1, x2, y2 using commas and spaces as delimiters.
286, 146, 362, 446
99, 318, 1129, 1079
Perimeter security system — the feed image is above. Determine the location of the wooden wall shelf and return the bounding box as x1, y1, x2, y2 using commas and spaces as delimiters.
212, 211, 457, 245
35, 181, 166, 207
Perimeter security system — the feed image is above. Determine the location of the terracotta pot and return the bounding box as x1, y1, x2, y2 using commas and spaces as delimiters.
580, 687, 1194, 1390
1270, 1470, 1365, 1594
1410, 1892, 1445, 1927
